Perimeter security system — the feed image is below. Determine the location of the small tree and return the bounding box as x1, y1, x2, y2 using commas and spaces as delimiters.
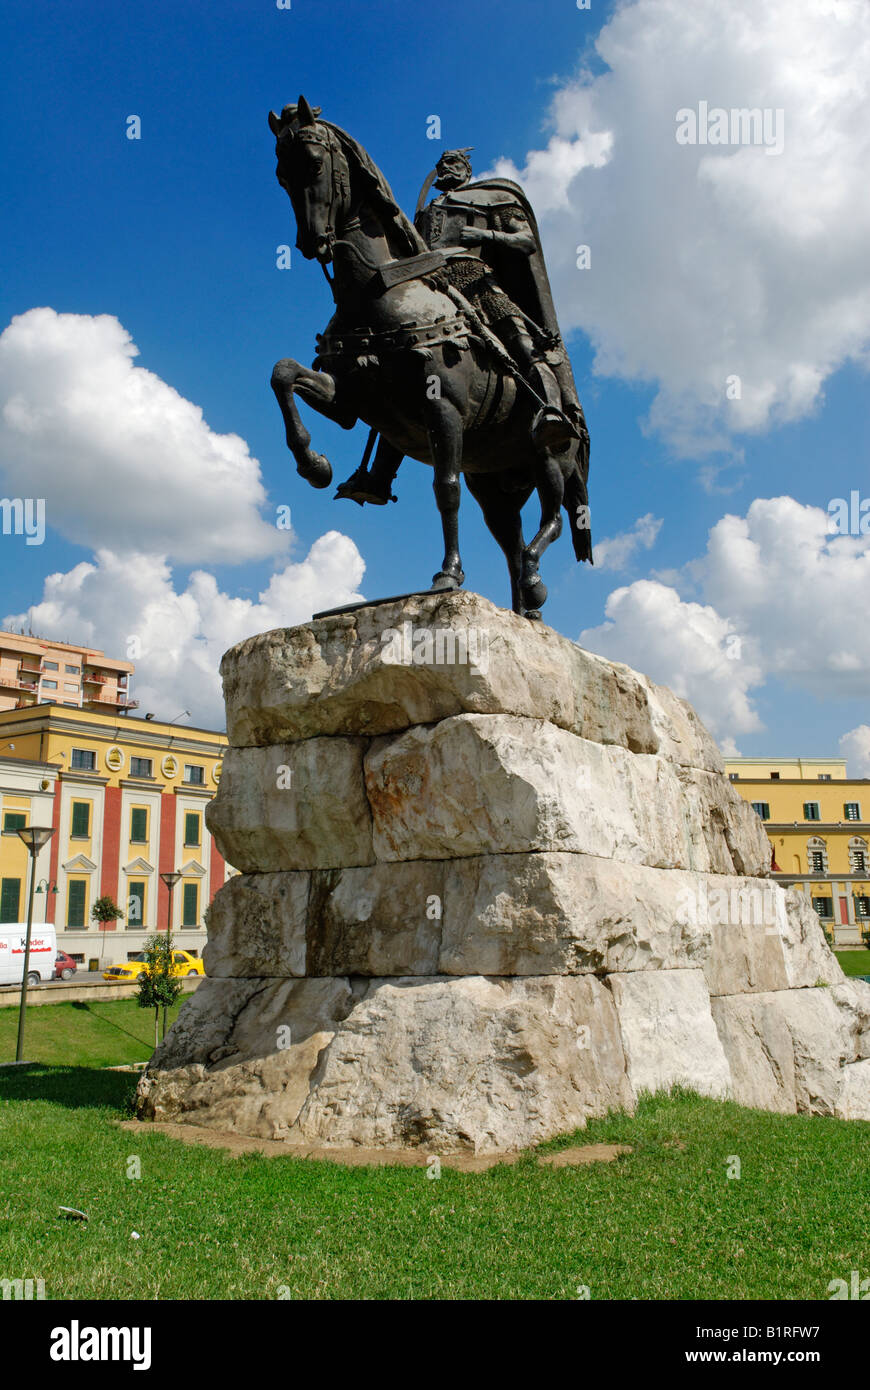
91, 894, 124, 968
136, 932, 183, 1048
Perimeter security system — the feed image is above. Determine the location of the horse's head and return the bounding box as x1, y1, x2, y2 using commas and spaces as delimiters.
268, 96, 351, 265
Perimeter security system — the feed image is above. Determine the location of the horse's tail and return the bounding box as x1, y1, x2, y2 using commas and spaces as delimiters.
563, 429, 593, 564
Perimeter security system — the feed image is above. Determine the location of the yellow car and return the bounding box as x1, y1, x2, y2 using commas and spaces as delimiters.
103, 950, 205, 981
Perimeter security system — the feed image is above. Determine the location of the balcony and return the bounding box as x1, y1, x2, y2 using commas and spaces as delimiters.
0, 675, 38, 692
83, 691, 139, 710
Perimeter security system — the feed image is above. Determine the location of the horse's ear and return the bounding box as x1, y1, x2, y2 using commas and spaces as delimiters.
297, 95, 316, 126
268, 110, 282, 136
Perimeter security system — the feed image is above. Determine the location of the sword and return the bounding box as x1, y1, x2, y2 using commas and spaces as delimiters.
443, 285, 580, 438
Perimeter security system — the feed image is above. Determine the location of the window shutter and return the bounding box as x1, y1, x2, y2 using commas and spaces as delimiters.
71, 802, 90, 838
67, 880, 86, 927
182, 882, 198, 926
184, 813, 200, 846
0, 878, 21, 923
130, 808, 147, 842
128, 882, 145, 925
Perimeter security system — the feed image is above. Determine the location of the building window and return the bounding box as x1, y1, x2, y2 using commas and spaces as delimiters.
0, 878, 21, 923
728, 773, 739, 781
130, 807, 148, 843
182, 881, 198, 926
803, 802, 821, 821
850, 842, 868, 874
42, 679, 58, 690
127, 881, 145, 927
70, 748, 96, 771
769, 772, 780, 780
810, 851, 825, 872
2, 812, 27, 835
855, 896, 870, 920
751, 802, 770, 820
70, 802, 90, 838
67, 880, 87, 928
64, 664, 79, 674
184, 812, 200, 846
818, 774, 832, 781
130, 757, 153, 778
844, 803, 861, 821
812, 897, 833, 918
43, 661, 58, 671
64, 682, 79, 693
184, 765, 204, 785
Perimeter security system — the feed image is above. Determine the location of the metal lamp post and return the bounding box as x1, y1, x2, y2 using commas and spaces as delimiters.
160, 870, 181, 932
159, 870, 182, 1040
15, 826, 56, 1063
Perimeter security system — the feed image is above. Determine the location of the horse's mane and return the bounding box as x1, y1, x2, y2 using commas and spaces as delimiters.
322, 121, 426, 258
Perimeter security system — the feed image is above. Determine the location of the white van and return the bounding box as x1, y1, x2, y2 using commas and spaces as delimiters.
0, 924, 58, 987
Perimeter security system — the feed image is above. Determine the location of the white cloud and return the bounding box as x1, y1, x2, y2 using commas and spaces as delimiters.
580, 495, 870, 744
593, 512, 662, 570
4, 534, 366, 729
490, 0, 870, 454
0, 308, 284, 564
840, 725, 870, 777
580, 578, 763, 744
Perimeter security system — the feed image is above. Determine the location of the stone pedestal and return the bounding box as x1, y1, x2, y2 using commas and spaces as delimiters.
136, 591, 870, 1151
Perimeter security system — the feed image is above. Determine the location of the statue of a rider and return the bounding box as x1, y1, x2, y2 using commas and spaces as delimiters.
335, 148, 587, 506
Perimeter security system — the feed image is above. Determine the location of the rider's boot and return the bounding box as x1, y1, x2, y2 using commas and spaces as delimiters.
529, 362, 577, 452
335, 441, 402, 505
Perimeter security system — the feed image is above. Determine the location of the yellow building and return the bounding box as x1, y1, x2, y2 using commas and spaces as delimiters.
724, 757, 870, 948
0, 703, 228, 963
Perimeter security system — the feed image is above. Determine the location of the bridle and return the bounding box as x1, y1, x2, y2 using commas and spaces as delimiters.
284, 124, 351, 287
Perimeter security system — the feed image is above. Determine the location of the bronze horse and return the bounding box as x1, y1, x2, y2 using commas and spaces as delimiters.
268, 97, 592, 619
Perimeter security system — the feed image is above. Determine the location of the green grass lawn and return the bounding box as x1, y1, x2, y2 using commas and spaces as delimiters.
0, 1067, 866, 1300
0, 997, 185, 1069
834, 949, 870, 978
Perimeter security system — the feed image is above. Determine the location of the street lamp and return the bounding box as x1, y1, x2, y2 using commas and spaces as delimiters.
158, 870, 182, 1041
14, 826, 56, 1063
160, 870, 182, 931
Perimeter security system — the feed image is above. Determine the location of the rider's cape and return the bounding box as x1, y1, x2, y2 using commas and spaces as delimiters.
461, 179, 562, 340
421, 179, 586, 437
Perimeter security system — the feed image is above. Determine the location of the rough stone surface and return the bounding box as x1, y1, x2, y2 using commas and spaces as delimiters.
137, 973, 634, 1153
220, 590, 722, 771
364, 714, 767, 873
206, 855, 803, 992
830, 979, 870, 1061
710, 993, 798, 1113
205, 739, 374, 871
607, 970, 732, 1099
834, 1060, 870, 1121
712, 987, 857, 1116
138, 592, 861, 1152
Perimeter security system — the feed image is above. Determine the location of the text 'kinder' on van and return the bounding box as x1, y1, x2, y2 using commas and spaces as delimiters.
0, 924, 57, 986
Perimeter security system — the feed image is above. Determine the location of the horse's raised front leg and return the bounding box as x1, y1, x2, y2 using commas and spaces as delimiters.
424, 387, 465, 592
271, 358, 350, 490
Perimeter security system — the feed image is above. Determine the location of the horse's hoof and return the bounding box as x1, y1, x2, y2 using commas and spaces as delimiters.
297, 453, 333, 489
521, 574, 548, 610
431, 569, 465, 592
522, 609, 543, 621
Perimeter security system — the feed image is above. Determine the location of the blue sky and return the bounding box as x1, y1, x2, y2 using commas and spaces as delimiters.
2, 0, 868, 765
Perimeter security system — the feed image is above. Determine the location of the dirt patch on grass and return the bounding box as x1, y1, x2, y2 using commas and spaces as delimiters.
538, 1143, 632, 1167
120, 1119, 632, 1171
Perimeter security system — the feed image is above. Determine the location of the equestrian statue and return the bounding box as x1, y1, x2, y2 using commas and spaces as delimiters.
268, 96, 592, 619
